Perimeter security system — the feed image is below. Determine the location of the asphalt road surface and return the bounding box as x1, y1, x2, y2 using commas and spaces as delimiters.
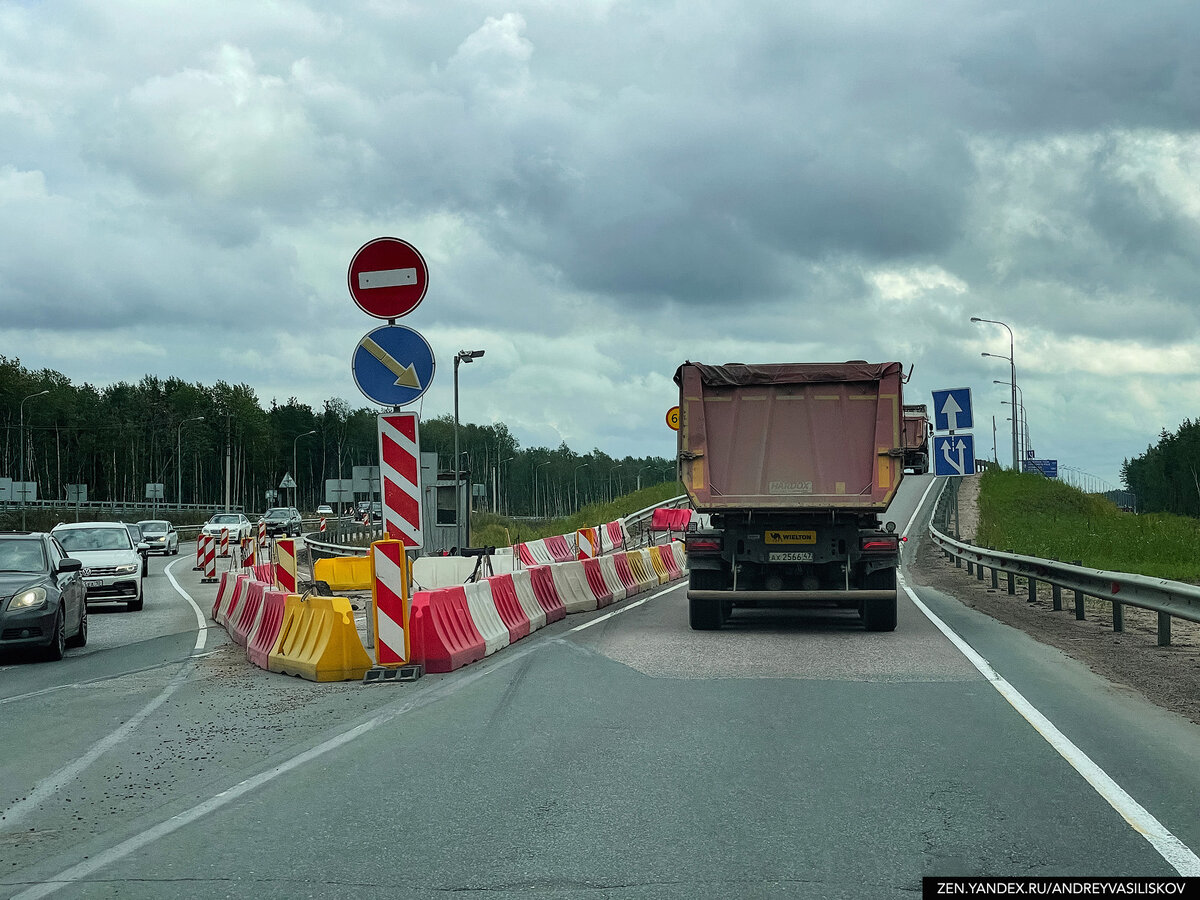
2, 481, 1199, 898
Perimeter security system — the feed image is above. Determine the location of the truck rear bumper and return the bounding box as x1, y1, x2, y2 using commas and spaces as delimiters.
687, 589, 896, 603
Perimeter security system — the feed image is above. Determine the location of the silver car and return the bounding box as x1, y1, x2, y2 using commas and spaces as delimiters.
136, 520, 179, 556
51, 522, 145, 612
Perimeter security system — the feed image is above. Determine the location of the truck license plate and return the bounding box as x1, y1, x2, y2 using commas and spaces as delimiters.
769, 552, 813, 562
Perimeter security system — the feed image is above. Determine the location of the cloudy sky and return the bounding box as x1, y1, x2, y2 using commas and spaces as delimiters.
4, 0, 1199, 489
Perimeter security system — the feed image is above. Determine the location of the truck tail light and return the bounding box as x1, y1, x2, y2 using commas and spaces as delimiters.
860, 536, 899, 552
687, 537, 722, 552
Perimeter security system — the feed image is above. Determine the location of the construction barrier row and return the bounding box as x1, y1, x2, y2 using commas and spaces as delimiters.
411, 542, 687, 674
203, 527, 684, 684
209, 567, 373, 683
515, 519, 630, 566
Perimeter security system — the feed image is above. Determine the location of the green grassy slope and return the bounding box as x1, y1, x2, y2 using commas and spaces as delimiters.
976, 470, 1200, 582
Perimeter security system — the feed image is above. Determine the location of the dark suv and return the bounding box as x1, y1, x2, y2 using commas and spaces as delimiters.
260, 507, 302, 537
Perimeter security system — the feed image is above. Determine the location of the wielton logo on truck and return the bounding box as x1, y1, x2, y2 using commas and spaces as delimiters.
676, 361, 907, 633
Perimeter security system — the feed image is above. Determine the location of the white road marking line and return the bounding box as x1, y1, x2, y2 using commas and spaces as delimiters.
567, 583, 677, 633
165, 557, 208, 653
8, 642, 539, 900
899, 478, 1200, 876
0, 661, 194, 831
10, 573, 681, 897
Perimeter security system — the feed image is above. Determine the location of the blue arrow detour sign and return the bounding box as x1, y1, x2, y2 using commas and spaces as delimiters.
352, 324, 436, 407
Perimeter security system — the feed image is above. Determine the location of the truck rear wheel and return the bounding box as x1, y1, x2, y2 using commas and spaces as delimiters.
861, 567, 897, 632
688, 570, 725, 630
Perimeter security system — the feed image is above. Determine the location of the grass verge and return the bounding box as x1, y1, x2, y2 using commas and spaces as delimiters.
976, 469, 1200, 582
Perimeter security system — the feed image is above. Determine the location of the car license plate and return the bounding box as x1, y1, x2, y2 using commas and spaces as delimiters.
86, 579, 104, 589
768, 552, 813, 562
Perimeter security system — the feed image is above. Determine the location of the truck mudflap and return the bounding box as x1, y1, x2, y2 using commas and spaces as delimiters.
687, 589, 897, 603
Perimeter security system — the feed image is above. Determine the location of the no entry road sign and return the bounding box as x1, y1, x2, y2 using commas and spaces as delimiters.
348, 237, 429, 319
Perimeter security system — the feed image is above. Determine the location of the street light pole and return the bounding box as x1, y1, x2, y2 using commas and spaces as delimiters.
535, 461, 551, 518
19, 389, 49, 529
574, 463, 589, 512
497, 456, 514, 514
637, 465, 652, 491
972, 317, 1018, 471
453, 349, 485, 553
609, 464, 623, 502
293, 430, 316, 510
177, 416, 205, 508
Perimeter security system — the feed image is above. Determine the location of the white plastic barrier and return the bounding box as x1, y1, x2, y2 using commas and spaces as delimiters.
463, 580, 511, 657
523, 539, 556, 566
598, 554, 627, 603
548, 560, 598, 614
412, 552, 515, 590
510, 569, 547, 632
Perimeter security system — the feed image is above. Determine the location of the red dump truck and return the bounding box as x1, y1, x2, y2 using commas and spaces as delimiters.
902, 404, 932, 474
675, 361, 906, 632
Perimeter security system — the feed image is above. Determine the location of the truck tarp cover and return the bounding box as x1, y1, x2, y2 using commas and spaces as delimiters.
675, 361, 905, 511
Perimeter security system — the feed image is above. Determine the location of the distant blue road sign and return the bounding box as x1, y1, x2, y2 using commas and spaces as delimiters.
933, 434, 976, 477
1023, 459, 1058, 478
352, 324, 436, 407
932, 388, 973, 432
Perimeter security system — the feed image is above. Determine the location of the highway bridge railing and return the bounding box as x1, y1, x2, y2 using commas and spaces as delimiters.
928, 478, 1200, 646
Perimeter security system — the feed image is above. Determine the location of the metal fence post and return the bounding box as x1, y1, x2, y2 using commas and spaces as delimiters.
1027, 576, 1037, 604
1074, 588, 1085, 620
1007, 570, 1015, 595
1112, 602, 1124, 632
1158, 612, 1171, 647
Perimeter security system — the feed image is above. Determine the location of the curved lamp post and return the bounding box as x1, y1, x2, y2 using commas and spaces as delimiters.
971, 316, 1018, 471
453, 350, 485, 552
535, 460, 551, 518
19, 389, 49, 528
177, 416, 205, 507
293, 430, 316, 510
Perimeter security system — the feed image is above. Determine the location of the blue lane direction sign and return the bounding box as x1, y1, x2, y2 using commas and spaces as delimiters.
932, 387, 973, 432
352, 324, 436, 407
933, 434, 976, 477
1023, 459, 1058, 478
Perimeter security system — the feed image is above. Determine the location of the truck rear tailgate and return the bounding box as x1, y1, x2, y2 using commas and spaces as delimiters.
675, 362, 905, 512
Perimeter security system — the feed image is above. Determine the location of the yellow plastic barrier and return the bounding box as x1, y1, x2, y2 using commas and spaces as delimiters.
627, 551, 657, 592
648, 545, 670, 584
313, 554, 373, 591
268, 594, 373, 682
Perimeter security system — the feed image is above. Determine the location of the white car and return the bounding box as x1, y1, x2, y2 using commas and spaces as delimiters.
51, 522, 145, 611
136, 520, 179, 555
202, 513, 252, 547
316, 504, 334, 517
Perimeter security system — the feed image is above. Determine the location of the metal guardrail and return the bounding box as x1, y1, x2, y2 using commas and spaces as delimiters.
928, 481, 1200, 646
302, 495, 693, 560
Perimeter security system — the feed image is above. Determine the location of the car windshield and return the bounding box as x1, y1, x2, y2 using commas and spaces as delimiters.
211, 515, 241, 525
139, 521, 169, 535
264, 509, 289, 520
55, 527, 132, 552
126, 525, 143, 541
0, 539, 47, 573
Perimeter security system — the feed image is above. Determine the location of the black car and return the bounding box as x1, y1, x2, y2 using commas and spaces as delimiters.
0, 531, 87, 660
261, 507, 302, 537
124, 523, 150, 577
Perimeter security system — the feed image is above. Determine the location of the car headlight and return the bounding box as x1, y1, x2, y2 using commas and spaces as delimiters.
115, 564, 139, 575
9, 586, 48, 610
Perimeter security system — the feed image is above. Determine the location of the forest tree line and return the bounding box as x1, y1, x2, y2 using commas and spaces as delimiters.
0, 356, 674, 516
1121, 419, 1200, 517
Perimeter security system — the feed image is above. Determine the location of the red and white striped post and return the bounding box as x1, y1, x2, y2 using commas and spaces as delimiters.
370, 539, 410, 666
194, 533, 208, 570
319, 516, 327, 533
219, 528, 229, 558
202, 536, 218, 582
275, 537, 298, 594
377, 412, 423, 548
